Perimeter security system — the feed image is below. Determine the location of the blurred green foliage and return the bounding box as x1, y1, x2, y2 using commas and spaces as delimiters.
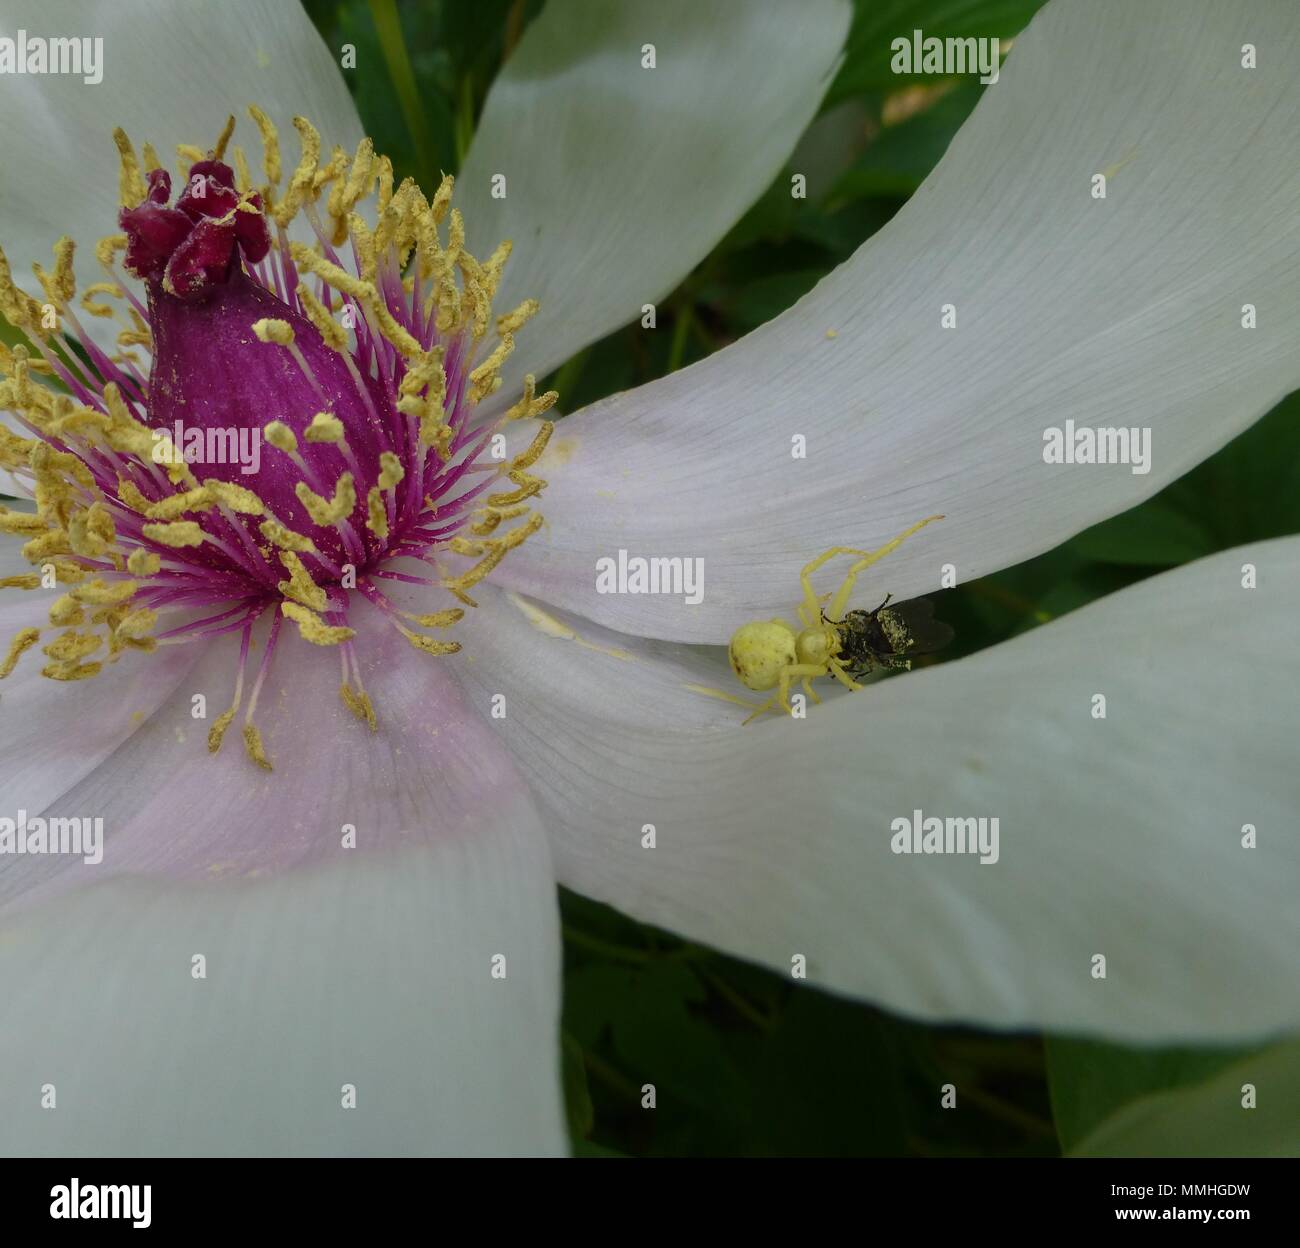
307, 0, 1296, 1157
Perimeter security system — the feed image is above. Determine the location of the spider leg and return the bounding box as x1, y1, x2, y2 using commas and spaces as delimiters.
775, 663, 828, 714
827, 657, 866, 692
826, 516, 943, 622
689, 683, 777, 716
798, 546, 877, 623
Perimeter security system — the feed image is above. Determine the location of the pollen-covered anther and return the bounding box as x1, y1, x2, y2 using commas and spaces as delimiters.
142, 520, 206, 548
340, 682, 378, 731
303, 412, 345, 444
281, 601, 355, 646
252, 317, 295, 346
504, 374, 560, 423
395, 624, 461, 657
259, 519, 318, 554
207, 481, 266, 515
277, 550, 328, 611
1, 627, 41, 678
242, 723, 273, 772
145, 486, 216, 520
70, 577, 137, 607
442, 513, 546, 606
295, 474, 356, 527
365, 488, 388, 539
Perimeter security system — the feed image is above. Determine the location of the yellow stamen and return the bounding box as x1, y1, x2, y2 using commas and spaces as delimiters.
0, 627, 40, 678
32, 236, 77, 308
340, 683, 377, 731
48, 595, 85, 627
112, 127, 148, 208
263, 420, 298, 454
504, 373, 560, 423
252, 317, 295, 347
400, 608, 464, 628
304, 412, 345, 443
296, 284, 349, 352
242, 721, 273, 771
365, 487, 388, 539
377, 452, 404, 490
145, 486, 215, 520
247, 104, 282, 188
281, 601, 355, 646
43, 630, 102, 663
510, 420, 555, 472
141, 520, 205, 548
277, 550, 328, 611
80, 281, 124, 318
294, 473, 355, 526
258, 519, 317, 554
208, 707, 236, 754
396, 624, 461, 657
207, 480, 266, 515
127, 548, 162, 576
42, 660, 103, 682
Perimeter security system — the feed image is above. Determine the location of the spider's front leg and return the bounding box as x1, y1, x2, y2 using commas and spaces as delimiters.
775, 662, 829, 714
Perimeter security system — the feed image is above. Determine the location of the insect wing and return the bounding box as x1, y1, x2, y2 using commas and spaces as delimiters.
876, 597, 953, 656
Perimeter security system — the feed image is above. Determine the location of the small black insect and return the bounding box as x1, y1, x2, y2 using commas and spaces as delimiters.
827, 594, 954, 682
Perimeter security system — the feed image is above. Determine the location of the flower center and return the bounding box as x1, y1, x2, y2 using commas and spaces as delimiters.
0, 110, 557, 770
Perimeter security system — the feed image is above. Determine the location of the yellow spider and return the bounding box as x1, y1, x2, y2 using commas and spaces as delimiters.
709, 515, 944, 722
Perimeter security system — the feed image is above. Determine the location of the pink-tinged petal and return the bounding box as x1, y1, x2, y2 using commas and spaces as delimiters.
0, 825, 564, 1155
495, 0, 1300, 642
455, 540, 1300, 1043
0, 565, 201, 824
0, 596, 535, 910
457, 0, 850, 404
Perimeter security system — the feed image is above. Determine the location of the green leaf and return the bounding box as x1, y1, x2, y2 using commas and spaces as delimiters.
829, 82, 984, 202
826, 0, 1050, 106
561, 1030, 595, 1141
1066, 1040, 1300, 1157
1071, 500, 1215, 567
568, 961, 746, 1120
1045, 1035, 1251, 1153
710, 269, 825, 332
744, 989, 909, 1156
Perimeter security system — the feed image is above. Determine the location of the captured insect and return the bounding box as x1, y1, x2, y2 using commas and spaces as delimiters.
832, 593, 954, 683
697, 515, 948, 722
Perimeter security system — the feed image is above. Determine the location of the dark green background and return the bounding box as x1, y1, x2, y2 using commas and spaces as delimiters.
302, 0, 1298, 1156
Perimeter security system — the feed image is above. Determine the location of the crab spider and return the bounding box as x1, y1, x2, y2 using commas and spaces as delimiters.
705, 515, 944, 723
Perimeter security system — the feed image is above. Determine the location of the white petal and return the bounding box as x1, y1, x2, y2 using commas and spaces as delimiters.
495, 0, 1300, 641
457, 540, 1300, 1043
0, 560, 200, 824
457, 0, 849, 398
0, 834, 565, 1155
0, 593, 530, 907
0, 0, 363, 349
